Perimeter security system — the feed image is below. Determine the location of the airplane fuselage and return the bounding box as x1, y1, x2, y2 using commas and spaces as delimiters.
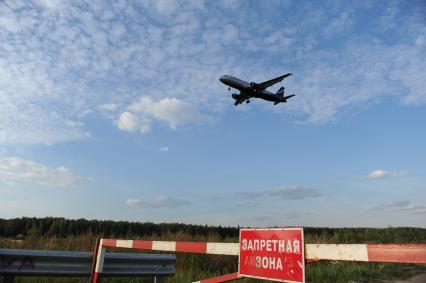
219, 75, 290, 104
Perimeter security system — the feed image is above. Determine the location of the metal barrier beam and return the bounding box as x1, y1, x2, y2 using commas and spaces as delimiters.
0, 248, 175, 278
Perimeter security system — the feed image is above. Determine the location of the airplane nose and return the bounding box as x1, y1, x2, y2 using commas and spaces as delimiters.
219, 75, 227, 83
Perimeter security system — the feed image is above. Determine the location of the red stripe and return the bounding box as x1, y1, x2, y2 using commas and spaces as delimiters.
92, 272, 101, 283
306, 259, 321, 264
176, 242, 207, 253
132, 240, 153, 250
90, 239, 101, 282
102, 239, 117, 247
199, 272, 239, 283
367, 244, 426, 264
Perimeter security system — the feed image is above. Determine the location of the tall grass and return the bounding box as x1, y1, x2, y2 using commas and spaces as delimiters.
1, 225, 425, 282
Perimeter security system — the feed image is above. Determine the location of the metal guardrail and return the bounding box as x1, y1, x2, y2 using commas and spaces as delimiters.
0, 248, 175, 282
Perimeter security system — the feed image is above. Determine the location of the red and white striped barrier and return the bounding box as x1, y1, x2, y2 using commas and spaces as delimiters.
305, 244, 426, 264
99, 240, 426, 263
91, 239, 426, 283
92, 239, 106, 283
91, 239, 240, 283
101, 239, 239, 255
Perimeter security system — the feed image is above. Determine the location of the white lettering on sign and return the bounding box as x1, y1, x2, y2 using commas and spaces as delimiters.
244, 256, 284, 271
241, 239, 301, 253
256, 256, 283, 271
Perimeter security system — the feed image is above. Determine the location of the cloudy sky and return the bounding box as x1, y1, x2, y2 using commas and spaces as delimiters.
1, 0, 425, 227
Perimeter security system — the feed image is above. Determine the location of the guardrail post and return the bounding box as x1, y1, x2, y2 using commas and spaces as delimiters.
4, 275, 15, 283
154, 276, 165, 283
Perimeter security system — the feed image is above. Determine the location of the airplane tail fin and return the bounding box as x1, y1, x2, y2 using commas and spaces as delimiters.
276, 87, 285, 97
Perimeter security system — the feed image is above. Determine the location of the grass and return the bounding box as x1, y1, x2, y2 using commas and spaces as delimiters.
1, 227, 425, 283
305, 261, 423, 283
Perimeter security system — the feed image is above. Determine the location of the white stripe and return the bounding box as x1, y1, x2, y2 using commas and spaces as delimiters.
305, 244, 369, 261
152, 241, 176, 252
192, 281, 201, 283
206, 243, 239, 255
116, 240, 133, 248
94, 240, 106, 273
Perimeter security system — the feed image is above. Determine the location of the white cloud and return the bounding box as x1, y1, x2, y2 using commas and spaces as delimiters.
370, 200, 426, 215
235, 185, 323, 204
373, 1, 400, 32
285, 38, 426, 123
117, 112, 151, 133
65, 120, 84, 127
365, 170, 406, 179
0, 1, 239, 144
129, 96, 203, 129
116, 96, 205, 133
160, 146, 169, 152
140, 0, 180, 18
0, 0, 425, 146
322, 11, 352, 38
415, 35, 425, 47
0, 57, 87, 144
36, 0, 63, 10
0, 157, 82, 187
262, 29, 294, 52
98, 103, 117, 111
269, 186, 324, 199
220, 0, 242, 10
126, 196, 190, 208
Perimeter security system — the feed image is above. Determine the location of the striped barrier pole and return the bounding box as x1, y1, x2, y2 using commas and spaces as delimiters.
101, 239, 239, 255
90, 238, 101, 282
91, 240, 426, 283
305, 244, 426, 264
92, 239, 106, 283
192, 272, 240, 283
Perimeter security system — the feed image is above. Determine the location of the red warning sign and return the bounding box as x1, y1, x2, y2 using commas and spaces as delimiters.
238, 228, 304, 283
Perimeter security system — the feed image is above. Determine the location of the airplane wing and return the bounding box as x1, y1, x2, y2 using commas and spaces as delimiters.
257, 73, 292, 90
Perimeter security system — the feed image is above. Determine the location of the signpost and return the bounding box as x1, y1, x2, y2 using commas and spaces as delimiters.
238, 228, 305, 283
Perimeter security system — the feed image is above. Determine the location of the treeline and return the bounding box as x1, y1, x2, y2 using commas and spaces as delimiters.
0, 217, 425, 243
0, 217, 239, 239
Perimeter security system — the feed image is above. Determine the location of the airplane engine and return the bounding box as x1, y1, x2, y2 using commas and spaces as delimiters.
232, 93, 239, 99
250, 82, 261, 92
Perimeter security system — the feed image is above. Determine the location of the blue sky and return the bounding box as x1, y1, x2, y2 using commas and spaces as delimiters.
0, 0, 425, 227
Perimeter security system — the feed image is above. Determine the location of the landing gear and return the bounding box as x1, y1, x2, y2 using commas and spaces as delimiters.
246, 100, 250, 103
228, 87, 231, 90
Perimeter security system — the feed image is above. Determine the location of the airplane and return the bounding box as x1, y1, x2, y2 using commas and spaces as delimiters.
219, 73, 295, 106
